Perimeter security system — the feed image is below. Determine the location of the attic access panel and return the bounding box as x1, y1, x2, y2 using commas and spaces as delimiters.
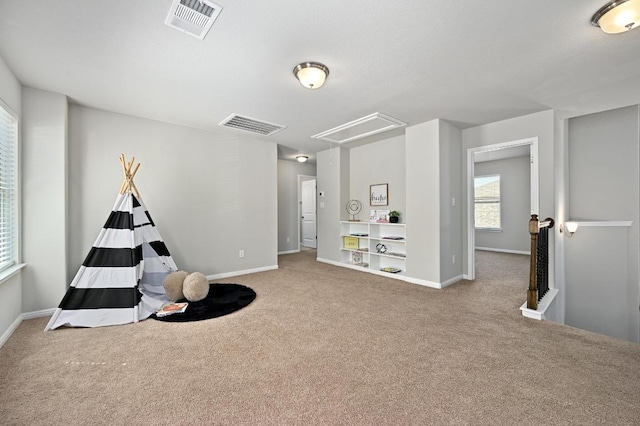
165, 0, 223, 40
311, 112, 407, 144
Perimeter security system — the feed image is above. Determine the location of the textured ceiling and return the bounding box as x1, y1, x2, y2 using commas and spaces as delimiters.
1, 0, 639, 163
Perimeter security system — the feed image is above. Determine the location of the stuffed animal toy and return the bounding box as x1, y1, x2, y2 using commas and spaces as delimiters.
162, 270, 189, 302
183, 272, 210, 302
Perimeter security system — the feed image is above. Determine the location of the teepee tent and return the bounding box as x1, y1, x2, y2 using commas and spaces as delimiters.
45, 155, 177, 330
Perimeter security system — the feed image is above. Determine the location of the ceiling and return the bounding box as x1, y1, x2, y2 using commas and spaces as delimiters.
1, 0, 639, 163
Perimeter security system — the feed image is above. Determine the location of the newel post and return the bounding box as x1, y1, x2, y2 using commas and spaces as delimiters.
527, 214, 539, 310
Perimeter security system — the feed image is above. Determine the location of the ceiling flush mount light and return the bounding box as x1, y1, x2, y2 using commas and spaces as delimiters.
296, 155, 309, 163
293, 62, 329, 89
591, 0, 640, 34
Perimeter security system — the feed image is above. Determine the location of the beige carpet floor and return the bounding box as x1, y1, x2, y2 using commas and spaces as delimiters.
0, 250, 639, 425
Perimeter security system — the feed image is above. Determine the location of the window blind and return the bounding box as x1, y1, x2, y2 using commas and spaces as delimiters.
0, 101, 18, 272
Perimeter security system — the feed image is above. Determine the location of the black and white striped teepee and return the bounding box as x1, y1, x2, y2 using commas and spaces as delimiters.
45, 155, 177, 330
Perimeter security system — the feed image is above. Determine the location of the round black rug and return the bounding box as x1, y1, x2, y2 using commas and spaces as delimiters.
152, 283, 256, 322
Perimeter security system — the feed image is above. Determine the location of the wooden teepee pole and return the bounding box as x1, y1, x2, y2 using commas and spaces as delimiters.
118, 154, 141, 197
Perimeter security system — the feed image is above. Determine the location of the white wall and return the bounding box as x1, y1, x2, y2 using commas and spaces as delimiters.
21, 87, 68, 312
566, 105, 639, 342
404, 119, 463, 286
475, 156, 530, 253
439, 120, 463, 283
406, 119, 441, 283
0, 55, 22, 341
316, 147, 349, 262
462, 110, 556, 284
277, 159, 316, 253
67, 105, 278, 281
350, 135, 406, 219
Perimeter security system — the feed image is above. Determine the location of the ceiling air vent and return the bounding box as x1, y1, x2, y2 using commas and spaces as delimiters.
219, 114, 287, 136
165, 0, 223, 40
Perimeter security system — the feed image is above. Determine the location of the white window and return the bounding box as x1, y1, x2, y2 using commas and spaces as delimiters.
474, 174, 501, 230
0, 100, 18, 273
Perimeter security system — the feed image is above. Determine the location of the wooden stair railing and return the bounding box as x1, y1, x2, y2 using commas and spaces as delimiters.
527, 214, 554, 310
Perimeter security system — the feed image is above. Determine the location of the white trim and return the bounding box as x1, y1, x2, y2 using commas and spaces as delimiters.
441, 274, 463, 288
317, 257, 371, 273
23, 308, 55, 320
0, 314, 22, 349
0, 262, 26, 286
278, 249, 300, 255
404, 276, 443, 289
206, 265, 278, 281
310, 112, 406, 144
475, 247, 531, 256
317, 257, 457, 289
520, 288, 559, 320
571, 221, 633, 227
466, 137, 539, 280
0, 307, 55, 349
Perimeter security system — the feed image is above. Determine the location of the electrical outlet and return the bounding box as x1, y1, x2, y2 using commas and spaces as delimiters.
452, 255, 456, 264
286, 237, 290, 243
239, 250, 245, 258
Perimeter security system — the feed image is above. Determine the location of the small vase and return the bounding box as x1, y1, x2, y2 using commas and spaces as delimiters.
390, 216, 399, 223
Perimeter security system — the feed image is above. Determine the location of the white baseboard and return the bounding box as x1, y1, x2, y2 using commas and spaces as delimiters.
0, 314, 23, 349
316, 257, 341, 267
441, 274, 464, 288
23, 308, 56, 320
318, 257, 452, 290
0, 308, 56, 349
403, 276, 442, 289
476, 247, 530, 256
206, 264, 278, 281
278, 249, 300, 255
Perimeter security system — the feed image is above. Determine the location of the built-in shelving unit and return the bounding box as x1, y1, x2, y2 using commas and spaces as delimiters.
340, 221, 406, 278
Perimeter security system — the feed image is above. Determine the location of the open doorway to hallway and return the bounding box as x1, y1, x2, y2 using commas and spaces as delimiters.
466, 138, 538, 280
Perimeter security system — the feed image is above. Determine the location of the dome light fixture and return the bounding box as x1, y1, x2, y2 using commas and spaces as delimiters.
293, 62, 329, 89
591, 0, 640, 34
296, 155, 309, 163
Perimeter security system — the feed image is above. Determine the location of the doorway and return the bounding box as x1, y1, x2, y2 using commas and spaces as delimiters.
299, 176, 317, 249
466, 137, 539, 280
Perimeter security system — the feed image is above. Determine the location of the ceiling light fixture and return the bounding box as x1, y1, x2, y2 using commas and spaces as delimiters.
296, 155, 309, 163
591, 0, 640, 34
560, 222, 579, 237
293, 62, 329, 89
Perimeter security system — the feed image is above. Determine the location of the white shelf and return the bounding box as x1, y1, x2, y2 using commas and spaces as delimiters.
340, 221, 406, 278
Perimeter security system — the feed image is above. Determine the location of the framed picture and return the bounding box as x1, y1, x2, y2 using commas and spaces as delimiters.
370, 183, 388, 206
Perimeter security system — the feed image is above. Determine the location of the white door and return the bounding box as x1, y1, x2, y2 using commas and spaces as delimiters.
301, 179, 317, 248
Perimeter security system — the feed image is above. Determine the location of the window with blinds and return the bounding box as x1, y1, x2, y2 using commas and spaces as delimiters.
474, 174, 501, 230
0, 101, 18, 272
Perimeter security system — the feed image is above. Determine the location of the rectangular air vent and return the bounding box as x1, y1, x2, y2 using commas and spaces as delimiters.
165, 0, 222, 40
219, 114, 287, 136
311, 112, 407, 144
